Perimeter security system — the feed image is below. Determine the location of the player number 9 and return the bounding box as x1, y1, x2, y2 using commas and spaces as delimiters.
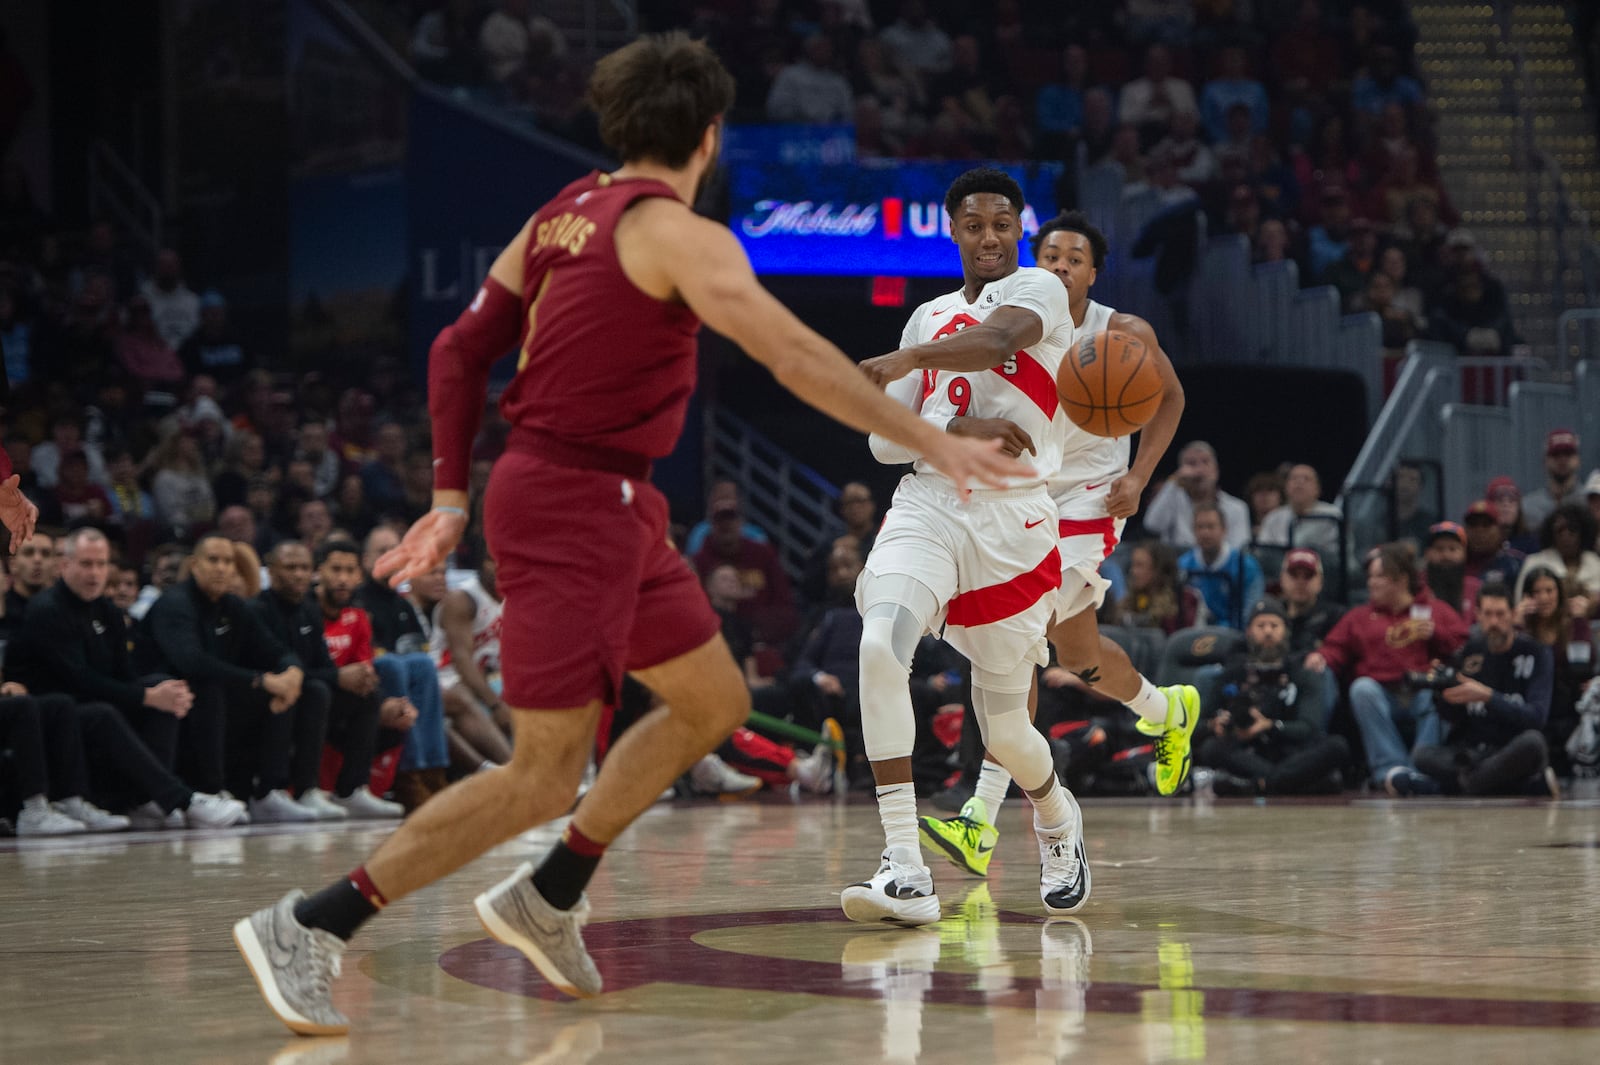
946, 376, 971, 416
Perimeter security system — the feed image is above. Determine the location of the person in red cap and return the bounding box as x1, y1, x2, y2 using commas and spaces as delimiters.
1485, 475, 1537, 554
1523, 429, 1583, 531
1461, 499, 1523, 587
1420, 520, 1480, 624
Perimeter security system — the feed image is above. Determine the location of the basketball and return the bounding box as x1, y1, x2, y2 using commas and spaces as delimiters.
1057, 328, 1163, 438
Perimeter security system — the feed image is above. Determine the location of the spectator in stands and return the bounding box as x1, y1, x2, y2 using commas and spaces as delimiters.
1200, 45, 1269, 145
1153, 108, 1216, 187
138, 534, 314, 804
105, 448, 156, 527
130, 543, 185, 621
1588, 471, 1600, 541
1421, 521, 1479, 625
1351, 44, 1425, 121
361, 421, 409, 519
879, 0, 952, 77
6, 529, 53, 614
1145, 440, 1252, 551
1306, 185, 1358, 280
1199, 597, 1349, 795
295, 421, 344, 500
1515, 505, 1600, 617
478, 0, 562, 85
332, 474, 374, 542
1292, 119, 1364, 226
1307, 542, 1470, 795
1178, 503, 1263, 630
149, 429, 215, 533
705, 563, 766, 688
1270, 0, 1343, 93
296, 498, 333, 549
1125, 0, 1194, 45
691, 489, 798, 648
109, 563, 139, 618
792, 543, 868, 787
177, 290, 250, 385
410, 0, 481, 86
1077, 87, 1118, 168
1243, 470, 1284, 540
684, 483, 763, 557
1485, 475, 1538, 555
1517, 565, 1595, 776
1102, 540, 1204, 635
44, 451, 111, 526
1414, 584, 1553, 796
1279, 547, 1342, 655
4, 432, 39, 498
7, 527, 248, 829
313, 540, 409, 818
33, 413, 108, 491
1118, 43, 1198, 139
1033, 44, 1090, 155
801, 481, 877, 605
1522, 429, 1585, 530
1391, 461, 1435, 546
931, 35, 1003, 143
1462, 499, 1523, 588
212, 430, 267, 512
1357, 267, 1419, 357
139, 248, 200, 353
1257, 463, 1343, 556
767, 35, 854, 124
1426, 229, 1518, 357
1370, 145, 1456, 230
1320, 217, 1379, 309
113, 294, 185, 392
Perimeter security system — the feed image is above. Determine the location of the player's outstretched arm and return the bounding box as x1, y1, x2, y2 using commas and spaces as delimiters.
1104, 313, 1185, 520
859, 306, 1044, 387
630, 204, 1031, 493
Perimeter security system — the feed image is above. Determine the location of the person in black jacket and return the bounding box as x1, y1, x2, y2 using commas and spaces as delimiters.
137, 533, 310, 808
9, 528, 247, 828
1414, 583, 1554, 795
249, 541, 343, 822
1197, 598, 1350, 796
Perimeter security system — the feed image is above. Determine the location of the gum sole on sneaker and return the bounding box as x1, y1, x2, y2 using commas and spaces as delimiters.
473, 892, 598, 999
232, 919, 348, 1037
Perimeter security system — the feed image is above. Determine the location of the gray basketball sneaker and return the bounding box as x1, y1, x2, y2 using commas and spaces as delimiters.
474, 862, 602, 998
234, 890, 350, 1036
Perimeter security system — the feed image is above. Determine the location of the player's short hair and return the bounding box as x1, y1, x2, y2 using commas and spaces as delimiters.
944, 167, 1025, 221
587, 33, 735, 168
1030, 210, 1108, 268
316, 539, 362, 568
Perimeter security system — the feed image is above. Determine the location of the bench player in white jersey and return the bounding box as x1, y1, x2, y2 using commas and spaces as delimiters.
427, 556, 509, 734
918, 210, 1200, 878
841, 169, 1090, 925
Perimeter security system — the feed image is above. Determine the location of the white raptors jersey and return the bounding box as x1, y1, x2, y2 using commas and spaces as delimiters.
429, 575, 502, 678
1051, 299, 1133, 515
893, 267, 1075, 488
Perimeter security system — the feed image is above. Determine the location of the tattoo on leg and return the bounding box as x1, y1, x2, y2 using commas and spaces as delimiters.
1076, 666, 1101, 687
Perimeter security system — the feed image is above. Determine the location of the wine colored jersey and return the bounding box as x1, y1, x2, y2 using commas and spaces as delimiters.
499, 172, 702, 461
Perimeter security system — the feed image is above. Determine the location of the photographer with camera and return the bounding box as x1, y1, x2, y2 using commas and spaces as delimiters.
1197, 599, 1351, 795
1412, 583, 1554, 795
1305, 543, 1469, 796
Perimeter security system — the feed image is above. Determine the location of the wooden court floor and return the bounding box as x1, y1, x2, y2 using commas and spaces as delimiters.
4, 793, 1599, 1064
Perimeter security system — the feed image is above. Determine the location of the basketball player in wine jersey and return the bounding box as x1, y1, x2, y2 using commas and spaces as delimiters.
232, 34, 1027, 1037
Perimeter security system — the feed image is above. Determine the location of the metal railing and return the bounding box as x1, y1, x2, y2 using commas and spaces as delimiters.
88, 140, 162, 263
707, 407, 843, 582
1557, 308, 1600, 373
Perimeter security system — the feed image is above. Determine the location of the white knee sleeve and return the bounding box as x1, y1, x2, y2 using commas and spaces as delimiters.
973, 660, 1055, 791
858, 600, 929, 763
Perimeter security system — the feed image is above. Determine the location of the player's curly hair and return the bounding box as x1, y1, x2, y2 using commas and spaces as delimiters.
588, 33, 735, 168
1031, 211, 1108, 269
943, 167, 1025, 221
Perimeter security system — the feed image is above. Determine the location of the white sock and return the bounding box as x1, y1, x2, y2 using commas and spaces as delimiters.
21, 794, 48, 814
973, 761, 1011, 818
876, 783, 921, 857
1127, 678, 1168, 725
1029, 778, 1072, 833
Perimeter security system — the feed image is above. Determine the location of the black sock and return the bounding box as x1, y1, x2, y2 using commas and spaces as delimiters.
294, 878, 379, 941
530, 826, 606, 910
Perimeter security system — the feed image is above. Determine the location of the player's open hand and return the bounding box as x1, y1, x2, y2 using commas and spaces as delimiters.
923, 434, 1034, 497
859, 351, 917, 388
1105, 473, 1147, 520
0, 475, 38, 553
948, 416, 1035, 457
375, 507, 468, 588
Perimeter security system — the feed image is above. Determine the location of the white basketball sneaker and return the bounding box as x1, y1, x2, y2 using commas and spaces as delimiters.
841, 846, 941, 926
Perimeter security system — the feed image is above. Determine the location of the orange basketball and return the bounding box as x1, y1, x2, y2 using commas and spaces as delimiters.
1057, 328, 1163, 438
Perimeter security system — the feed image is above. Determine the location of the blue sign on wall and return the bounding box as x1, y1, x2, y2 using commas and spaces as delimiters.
727, 151, 1065, 277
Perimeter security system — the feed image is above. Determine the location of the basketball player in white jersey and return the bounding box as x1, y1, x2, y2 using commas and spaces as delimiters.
841, 169, 1088, 925
426, 556, 509, 734
918, 210, 1199, 878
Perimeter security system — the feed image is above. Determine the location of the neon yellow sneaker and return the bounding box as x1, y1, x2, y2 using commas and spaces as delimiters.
1134, 685, 1200, 796
919, 797, 1000, 877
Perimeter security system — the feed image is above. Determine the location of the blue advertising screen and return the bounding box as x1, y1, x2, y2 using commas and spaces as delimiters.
724, 128, 1065, 277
